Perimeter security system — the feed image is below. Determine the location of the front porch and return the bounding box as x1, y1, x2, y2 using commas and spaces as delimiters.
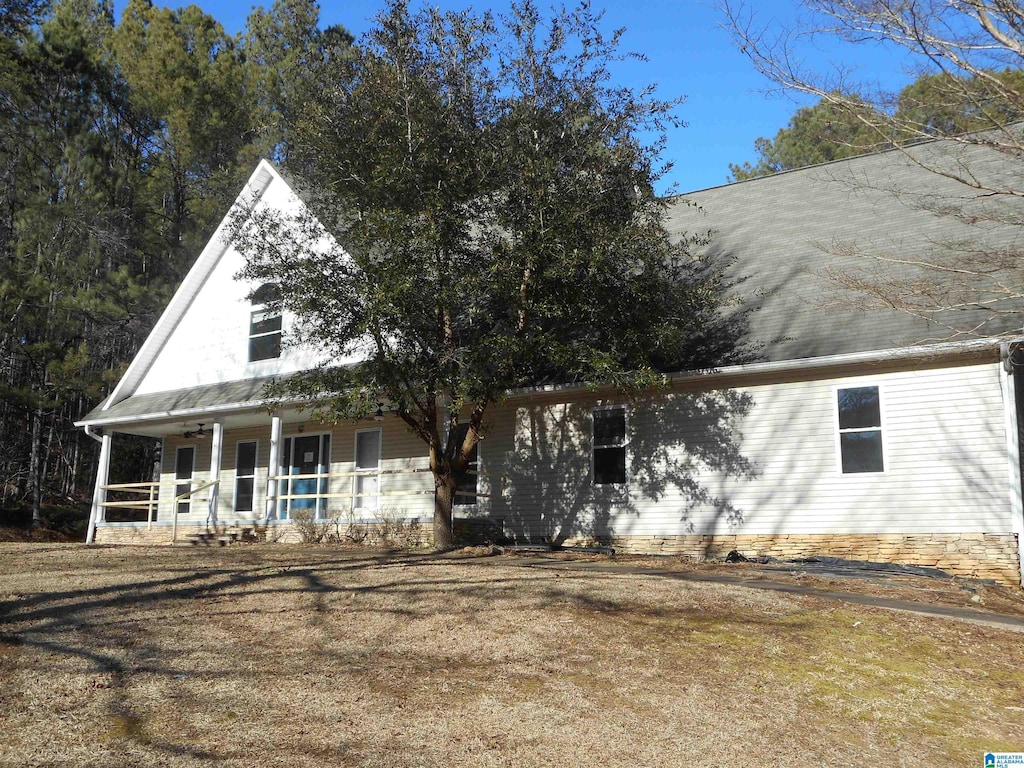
84, 404, 495, 546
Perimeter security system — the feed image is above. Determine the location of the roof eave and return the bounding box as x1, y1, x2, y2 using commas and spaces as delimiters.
77, 336, 1015, 431
505, 336, 1014, 401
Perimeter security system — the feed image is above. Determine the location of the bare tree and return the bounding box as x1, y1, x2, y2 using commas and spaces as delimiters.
722, 1, 1024, 339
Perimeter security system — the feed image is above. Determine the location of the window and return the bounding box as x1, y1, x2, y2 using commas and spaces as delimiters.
837, 386, 884, 473
593, 406, 626, 485
249, 283, 282, 362
353, 429, 381, 511
234, 441, 257, 513
278, 433, 331, 519
175, 445, 195, 515
451, 423, 480, 504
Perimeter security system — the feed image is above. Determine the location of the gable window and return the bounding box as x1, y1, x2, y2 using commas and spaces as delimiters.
837, 386, 884, 474
451, 423, 480, 505
234, 440, 257, 513
593, 406, 627, 485
249, 283, 282, 362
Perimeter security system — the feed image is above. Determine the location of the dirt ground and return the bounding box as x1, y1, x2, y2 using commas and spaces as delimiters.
1, 543, 1023, 767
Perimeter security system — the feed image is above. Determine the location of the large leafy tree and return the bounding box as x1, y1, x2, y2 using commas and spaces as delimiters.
234, 0, 732, 549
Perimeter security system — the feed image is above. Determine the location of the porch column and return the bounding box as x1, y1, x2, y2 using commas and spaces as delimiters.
208, 421, 223, 529
1001, 343, 1024, 588
85, 433, 112, 545
265, 414, 282, 523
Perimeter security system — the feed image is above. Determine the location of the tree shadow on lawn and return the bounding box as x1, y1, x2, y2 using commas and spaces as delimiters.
0, 548, 826, 764
0, 549, 470, 762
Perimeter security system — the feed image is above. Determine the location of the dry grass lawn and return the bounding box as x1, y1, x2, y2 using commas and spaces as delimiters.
1, 543, 1022, 767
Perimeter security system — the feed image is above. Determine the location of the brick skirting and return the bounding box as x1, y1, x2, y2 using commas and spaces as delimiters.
561, 532, 1021, 587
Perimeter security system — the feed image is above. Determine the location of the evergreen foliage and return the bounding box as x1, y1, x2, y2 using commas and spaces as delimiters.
728, 96, 885, 181
0, 0, 347, 521
729, 71, 1024, 181
723, 1, 1024, 339
232, 1, 737, 548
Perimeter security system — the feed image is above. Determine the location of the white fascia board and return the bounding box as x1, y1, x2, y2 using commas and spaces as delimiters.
102, 160, 285, 410
82, 336, 1017, 430
76, 398, 278, 428
505, 336, 1016, 401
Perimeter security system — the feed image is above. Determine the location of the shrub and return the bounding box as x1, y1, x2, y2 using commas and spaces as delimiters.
291, 509, 331, 544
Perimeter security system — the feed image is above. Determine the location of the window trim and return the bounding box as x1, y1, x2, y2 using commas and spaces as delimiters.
233, 439, 259, 514
833, 383, 887, 476
247, 283, 282, 363
174, 444, 196, 515
278, 431, 332, 520
592, 404, 628, 487
352, 427, 383, 512
451, 423, 481, 508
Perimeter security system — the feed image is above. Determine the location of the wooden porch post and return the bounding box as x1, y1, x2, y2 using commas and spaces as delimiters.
265, 414, 282, 523
208, 421, 223, 530
86, 433, 112, 545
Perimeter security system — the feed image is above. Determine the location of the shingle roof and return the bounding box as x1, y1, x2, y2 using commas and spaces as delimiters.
664, 137, 1024, 362
78, 375, 282, 426
82, 141, 1024, 428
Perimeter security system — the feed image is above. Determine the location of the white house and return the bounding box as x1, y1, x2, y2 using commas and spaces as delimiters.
76, 144, 1024, 587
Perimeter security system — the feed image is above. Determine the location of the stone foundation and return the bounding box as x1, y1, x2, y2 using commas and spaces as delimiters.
93, 518, 431, 548
94, 524, 229, 545
559, 532, 1022, 587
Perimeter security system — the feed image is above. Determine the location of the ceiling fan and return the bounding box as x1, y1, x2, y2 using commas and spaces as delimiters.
184, 423, 208, 439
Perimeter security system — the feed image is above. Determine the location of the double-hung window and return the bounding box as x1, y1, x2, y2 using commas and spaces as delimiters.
451, 423, 480, 504
234, 440, 257, 513
593, 406, 627, 485
836, 386, 884, 473
175, 445, 195, 515
353, 429, 381, 512
249, 283, 282, 362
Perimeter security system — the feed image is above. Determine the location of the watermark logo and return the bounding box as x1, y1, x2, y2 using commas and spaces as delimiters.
985, 753, 1024, 767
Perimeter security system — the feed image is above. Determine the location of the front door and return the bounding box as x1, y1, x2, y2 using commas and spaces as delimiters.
281, 434, 330, 519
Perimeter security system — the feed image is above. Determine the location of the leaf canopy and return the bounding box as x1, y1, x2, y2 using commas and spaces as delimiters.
234, 1, 741, 474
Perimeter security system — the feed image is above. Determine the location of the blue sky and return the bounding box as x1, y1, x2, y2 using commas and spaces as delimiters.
113, 0, 916, 193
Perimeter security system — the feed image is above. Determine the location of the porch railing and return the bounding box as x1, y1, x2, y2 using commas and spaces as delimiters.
98, 480, 219, 542
95, 465, 498, 535
268, 467, 498, 509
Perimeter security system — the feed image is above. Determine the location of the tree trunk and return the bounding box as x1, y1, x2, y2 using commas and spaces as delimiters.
41, 413, 54, 500
28, 405, 42, 527
433, 473, 456, 551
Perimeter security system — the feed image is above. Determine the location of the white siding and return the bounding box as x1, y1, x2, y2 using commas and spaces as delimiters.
481, 361, 1014, 542
134, 177, 358, 396
157, 418, 434, 525
148, 360, 1014, 541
